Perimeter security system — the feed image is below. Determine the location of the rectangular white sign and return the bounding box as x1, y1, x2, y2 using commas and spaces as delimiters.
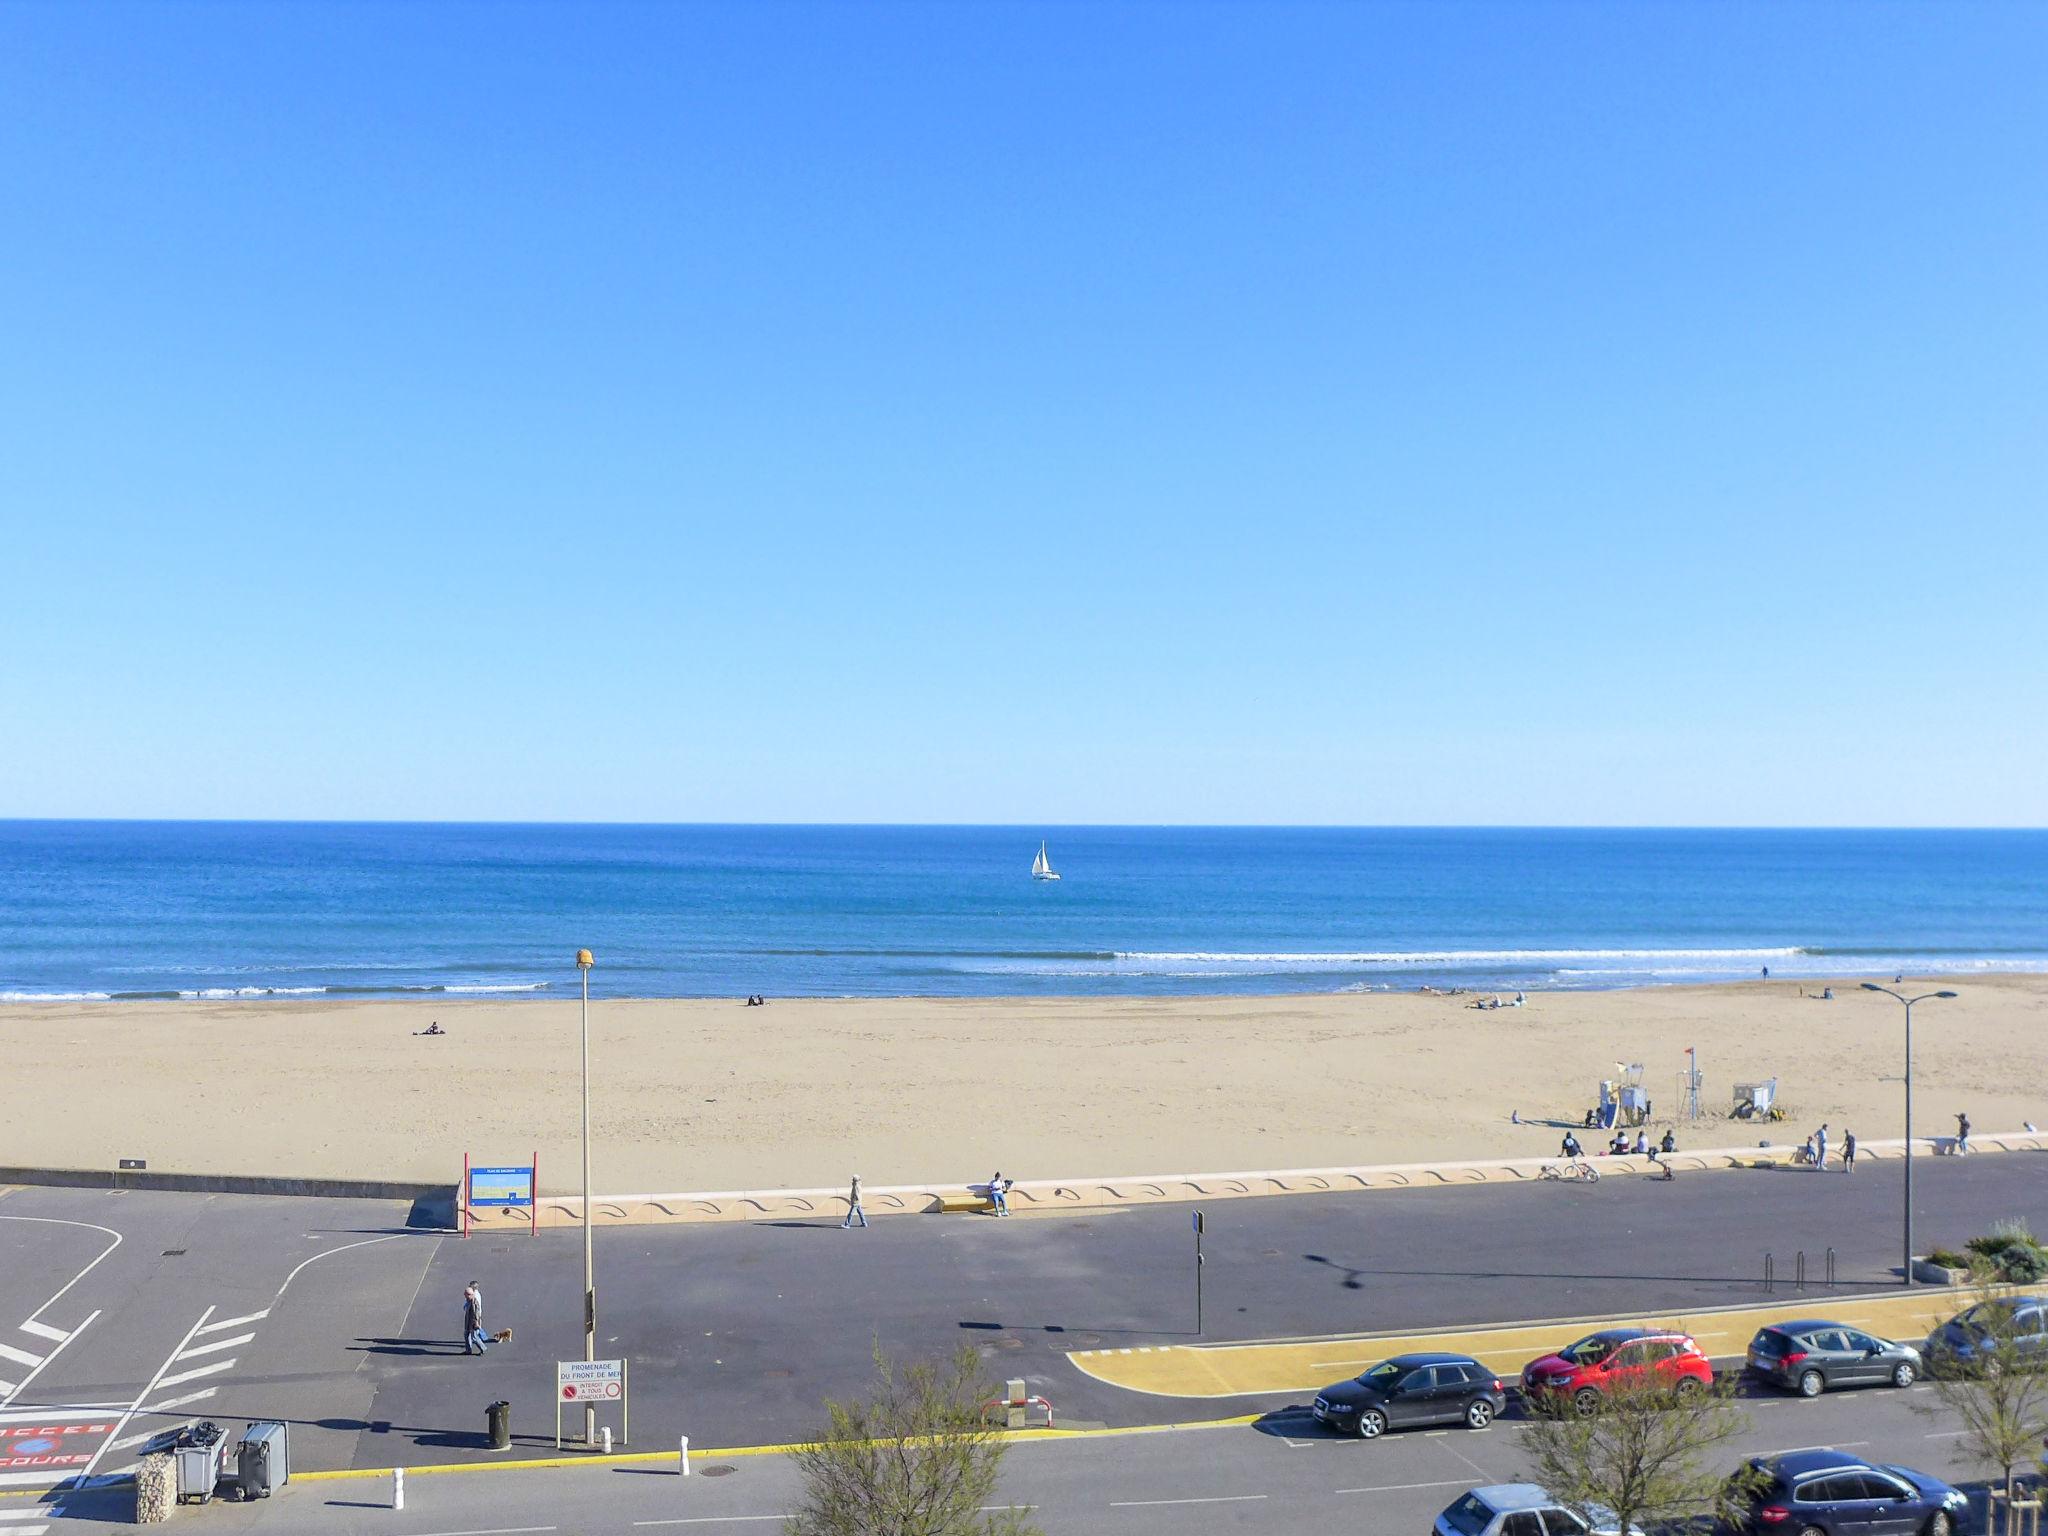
558, 1359, 625, 1402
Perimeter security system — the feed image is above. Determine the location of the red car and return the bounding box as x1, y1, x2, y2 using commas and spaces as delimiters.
1520, 1327, 1713, 1413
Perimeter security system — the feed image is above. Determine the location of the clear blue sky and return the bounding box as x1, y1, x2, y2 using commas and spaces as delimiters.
4, 2, 2043, 825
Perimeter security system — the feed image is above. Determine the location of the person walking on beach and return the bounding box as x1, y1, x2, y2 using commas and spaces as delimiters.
988, 1171, 1010, 1216
463, 1281, 488, 1355
1812, 1123, 1828, 1171
1955, 1112, 1971, 1154
842, 1174, 868, 1229
1842, 1129, 1857, 1172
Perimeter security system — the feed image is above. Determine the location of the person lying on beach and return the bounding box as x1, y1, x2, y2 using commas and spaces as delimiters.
414, 1022, 445, 1036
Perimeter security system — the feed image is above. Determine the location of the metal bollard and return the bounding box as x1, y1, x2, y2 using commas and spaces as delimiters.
1764, 1251, 1774, 1292
679, 1434, 690, 1476
1796, 1250, 1807, 1289
1826, 1247, 1837, 1286
393, 1467, 404, 1510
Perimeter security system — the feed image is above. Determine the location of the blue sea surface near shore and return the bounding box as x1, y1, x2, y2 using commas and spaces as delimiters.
1, 823, 2044, 1002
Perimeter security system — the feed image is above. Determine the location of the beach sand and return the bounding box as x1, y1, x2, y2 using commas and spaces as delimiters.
4, 977, 2043, 1192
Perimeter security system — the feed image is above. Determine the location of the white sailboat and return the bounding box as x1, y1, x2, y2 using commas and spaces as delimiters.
1032, 840, 1061, 881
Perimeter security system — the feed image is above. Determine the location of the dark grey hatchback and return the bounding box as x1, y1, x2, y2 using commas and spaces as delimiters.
1746, 1319, 1922, 1396
1311, 1351, 1506, 1439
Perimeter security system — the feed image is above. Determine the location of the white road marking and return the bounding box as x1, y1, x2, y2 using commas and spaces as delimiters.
1336, 1479, 1477, 1494
152, 1358, 235, 1391
1773, 1441, 1870, 1453
1109, 1494, 1269, 1507
141, 1388, 217, 1415
0, 1217, 124, 1409
276, 1232, 422, 1300
634, 1520, 789, 1528
196, 1310, 269, 1334
0, 1345, 44, 1370
0, 1510, 64, 1523
0, 1311, 101, 1409
74, 1306, 214, 1487
18, 1323, 67, 1344
107, 1418, 194, 1455
177, 1332, 252, 1359
400, 1528, 558, 1536
0, 1405, 119, 1426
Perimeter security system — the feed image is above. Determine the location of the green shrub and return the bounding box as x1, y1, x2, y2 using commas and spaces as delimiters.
1966, 1234, 2021, 1258
1925, 1248, 1974, 1271
1994, 1244, 2048, 1284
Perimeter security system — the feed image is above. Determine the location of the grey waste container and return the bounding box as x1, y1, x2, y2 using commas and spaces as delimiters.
236, 1421, 290, 1497
174, 1421, 228, 1503
488, 1399, 511, 1450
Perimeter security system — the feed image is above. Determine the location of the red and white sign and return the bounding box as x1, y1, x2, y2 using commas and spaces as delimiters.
558, 1359, 624, 1402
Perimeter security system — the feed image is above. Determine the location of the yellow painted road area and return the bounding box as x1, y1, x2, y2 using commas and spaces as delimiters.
1068, 1290, 1970, 1399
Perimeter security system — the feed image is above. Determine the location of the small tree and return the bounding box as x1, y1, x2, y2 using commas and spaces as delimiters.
1922, 1273, 2048, 1522
1520, 1371, 1756, 1535
786, 1346, 1039, 1536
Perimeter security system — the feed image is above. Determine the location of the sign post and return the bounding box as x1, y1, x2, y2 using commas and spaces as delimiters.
464, 1158, 538, 1237
555, 1358, 628, 1450
1192, 1209, 1205, 1336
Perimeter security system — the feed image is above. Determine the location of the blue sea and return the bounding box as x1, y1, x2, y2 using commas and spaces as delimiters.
1, 823, 2044, 1002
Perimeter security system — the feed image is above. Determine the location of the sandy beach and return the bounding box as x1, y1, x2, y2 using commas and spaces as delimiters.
4, 977, 2042, 1193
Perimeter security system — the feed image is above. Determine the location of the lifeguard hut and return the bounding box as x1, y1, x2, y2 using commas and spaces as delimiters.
1733, 1078, 1782, 1121
1594, 1063, 1652, 1129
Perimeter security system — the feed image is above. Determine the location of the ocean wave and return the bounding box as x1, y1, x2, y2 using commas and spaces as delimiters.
0, 989, 113, 1001
1110, 947, 1807, 965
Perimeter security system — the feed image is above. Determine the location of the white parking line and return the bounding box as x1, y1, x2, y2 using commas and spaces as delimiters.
152, 1358, 235, 1392
140, 1388, 217, 1416
401, 1527, 557, 1536
18, 1323, 67, 1344
0, 1346, 43, 1370
176, 1333, 252, 1359
1336, 1479, 1480, 1494
1108, 1494, 1269, 1507
633, 1520, 788, 1528
195, 1310, 269, 1335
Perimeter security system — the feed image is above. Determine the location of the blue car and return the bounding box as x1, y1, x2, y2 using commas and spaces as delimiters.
1733, 1449, 1969, 1535
1926, 1296, 2048, 1366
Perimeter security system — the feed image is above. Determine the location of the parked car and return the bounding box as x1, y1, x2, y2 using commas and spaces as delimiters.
1745, 1319, 1922, 1396
1311, 1351, 1506, 1439
1926, 1296, 2048, 1366
1519, 1328, 1713, 1413
1434, 1483, 1643, 1535
1729, 1448, 1968, 1534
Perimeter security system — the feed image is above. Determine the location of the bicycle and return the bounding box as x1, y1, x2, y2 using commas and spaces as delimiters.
1539, 1160, 1600, 1183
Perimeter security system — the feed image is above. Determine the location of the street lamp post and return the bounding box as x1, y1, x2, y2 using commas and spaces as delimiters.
1862, 982, 1957, 1287
578, 948, 597, 1446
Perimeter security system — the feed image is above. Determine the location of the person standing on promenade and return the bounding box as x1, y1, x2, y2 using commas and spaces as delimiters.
463, 1280, 488, 1354
1842, 1129, 1857, 1171
1955, 1112, 1971, 1154
1813, 1123, 1828, 1171
842, 1173, 868, 1228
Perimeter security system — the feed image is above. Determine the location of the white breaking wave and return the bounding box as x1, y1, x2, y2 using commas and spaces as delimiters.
0, 989, 113, 1001
1108, 947, 1805, 966
188, 986, 329, 998
442, 982, 552, 993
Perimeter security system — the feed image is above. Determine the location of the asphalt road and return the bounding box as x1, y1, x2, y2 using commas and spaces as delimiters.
1, 1147, 2043, 1490
33, 1361, 2022, 1534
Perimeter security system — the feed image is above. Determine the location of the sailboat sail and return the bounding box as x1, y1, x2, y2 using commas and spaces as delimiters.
1032, 841, 1059, 880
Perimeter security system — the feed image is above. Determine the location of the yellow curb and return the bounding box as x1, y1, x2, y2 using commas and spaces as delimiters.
289, 1413, 1267, 1482
1067, 1287, 1972, 1399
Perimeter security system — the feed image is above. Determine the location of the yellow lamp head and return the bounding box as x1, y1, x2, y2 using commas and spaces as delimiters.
576, 948, 594, 970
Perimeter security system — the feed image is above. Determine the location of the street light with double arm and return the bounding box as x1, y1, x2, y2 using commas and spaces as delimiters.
1861, 982, 1957, 1287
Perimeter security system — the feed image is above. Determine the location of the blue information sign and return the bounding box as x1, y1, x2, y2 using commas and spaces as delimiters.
469, 1166, 535, 1208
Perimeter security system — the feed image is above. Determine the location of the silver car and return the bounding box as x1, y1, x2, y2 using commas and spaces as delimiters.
1435, 1484, 1645, 1536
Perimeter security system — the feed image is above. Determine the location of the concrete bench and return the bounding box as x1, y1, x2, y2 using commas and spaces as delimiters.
934, 1190, 997, 1214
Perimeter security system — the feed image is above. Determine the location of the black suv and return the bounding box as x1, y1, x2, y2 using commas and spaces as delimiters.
1731, 1449, 1969, 1535
1746, 1319, 1922, 1396
1310, 1351, 1506, 1439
